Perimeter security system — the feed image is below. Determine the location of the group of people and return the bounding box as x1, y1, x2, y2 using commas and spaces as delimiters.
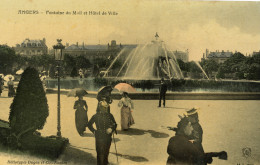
166, 108, 227, 165
72, 90, 135, 165
71, 82, 225, 165
166, 108, 208, 164
0, 75, 15, 97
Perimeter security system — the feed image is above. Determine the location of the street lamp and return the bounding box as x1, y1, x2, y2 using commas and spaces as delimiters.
53, 39, 65, 137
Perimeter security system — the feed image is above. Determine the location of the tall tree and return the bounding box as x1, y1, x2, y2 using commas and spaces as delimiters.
9, 67, 49, 135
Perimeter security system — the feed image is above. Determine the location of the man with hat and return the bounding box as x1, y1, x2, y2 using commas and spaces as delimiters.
158, 78, 167, 107
87, 99, 117, 165
186, 107, 204, 153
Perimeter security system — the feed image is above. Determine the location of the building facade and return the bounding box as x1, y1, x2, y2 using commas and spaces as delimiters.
14, 38, 48, 56
203, 49, 233, 63
173, 50, 189, 62
63, 40, 137, 63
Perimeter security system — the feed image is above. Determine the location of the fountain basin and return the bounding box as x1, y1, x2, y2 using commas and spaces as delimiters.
46, 88, 260, 100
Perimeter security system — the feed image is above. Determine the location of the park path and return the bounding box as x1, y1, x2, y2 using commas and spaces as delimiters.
0, 90, 260, 165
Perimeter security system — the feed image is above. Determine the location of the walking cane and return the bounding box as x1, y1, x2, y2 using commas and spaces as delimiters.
112, 133, 119, 164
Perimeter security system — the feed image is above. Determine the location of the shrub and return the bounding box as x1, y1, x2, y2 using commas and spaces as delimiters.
9, 67, 49, 136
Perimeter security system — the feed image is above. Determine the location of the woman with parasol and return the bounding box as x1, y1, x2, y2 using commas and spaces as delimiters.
118, 92, 135, 131
73, 90, 89, 136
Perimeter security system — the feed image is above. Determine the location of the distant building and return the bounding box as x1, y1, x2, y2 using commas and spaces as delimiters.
202, 49, 233, 63
173, 49, 189, 62
14, 38, 48, 56
63, 40, 137, 62
252, 50, 260, 56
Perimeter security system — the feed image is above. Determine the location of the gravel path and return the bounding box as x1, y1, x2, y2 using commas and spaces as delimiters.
0, 90, 259, 165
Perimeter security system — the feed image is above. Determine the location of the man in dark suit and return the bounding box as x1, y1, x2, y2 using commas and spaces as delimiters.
158, 78, 167, 107
87, 100, 117, 165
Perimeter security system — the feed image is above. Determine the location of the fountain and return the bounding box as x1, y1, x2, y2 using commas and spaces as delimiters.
104, 33, 184, 80
44, 33, 260, 95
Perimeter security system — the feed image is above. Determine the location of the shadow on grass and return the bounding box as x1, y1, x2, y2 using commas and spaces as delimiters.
118, 128, 169, 138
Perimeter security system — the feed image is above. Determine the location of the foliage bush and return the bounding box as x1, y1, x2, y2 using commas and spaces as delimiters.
9, 67, 49, 136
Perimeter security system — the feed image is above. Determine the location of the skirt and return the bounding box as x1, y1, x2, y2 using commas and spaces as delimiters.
121, 106, 135, 130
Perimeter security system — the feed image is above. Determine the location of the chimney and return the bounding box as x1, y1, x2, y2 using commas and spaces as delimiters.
43, 38, 46, 44
83, 42, 84, 48
76, 42, 78, 47
66, 43, 69, 47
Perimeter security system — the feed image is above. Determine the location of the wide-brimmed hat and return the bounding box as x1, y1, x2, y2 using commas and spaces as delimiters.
185, 106, 200, 116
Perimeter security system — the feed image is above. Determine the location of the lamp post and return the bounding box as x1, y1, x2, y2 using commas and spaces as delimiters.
53, 39, 65, 137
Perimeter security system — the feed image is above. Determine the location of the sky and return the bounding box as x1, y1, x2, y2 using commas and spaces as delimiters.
0, 0, 260, 61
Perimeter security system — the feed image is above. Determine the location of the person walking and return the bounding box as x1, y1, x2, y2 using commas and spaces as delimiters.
73, 95, 88, 136
7, 76, 15, 97
158, 78, 167, 107
87, 100, 117, 165
118, 92, 135, 131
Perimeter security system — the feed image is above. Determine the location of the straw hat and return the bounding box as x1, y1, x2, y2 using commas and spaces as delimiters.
185, 106, 200, 116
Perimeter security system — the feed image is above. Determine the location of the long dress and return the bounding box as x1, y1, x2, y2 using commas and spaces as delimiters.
74, 99, 88, 135
7, 80, 15, 97
118, 97, 135, 130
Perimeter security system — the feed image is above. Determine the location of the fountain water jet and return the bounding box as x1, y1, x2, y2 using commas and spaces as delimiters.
104, 33, 184, 80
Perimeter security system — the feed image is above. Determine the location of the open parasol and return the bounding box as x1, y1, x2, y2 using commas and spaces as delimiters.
67, 88, 88, 97
114, 83, 136, 93
97, 86, 113, 100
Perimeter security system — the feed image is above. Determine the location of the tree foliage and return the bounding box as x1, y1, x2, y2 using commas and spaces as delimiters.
9, 67, 49, 135
0, 45, 17, 74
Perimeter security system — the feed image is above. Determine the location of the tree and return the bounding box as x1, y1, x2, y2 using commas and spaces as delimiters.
0, 45, 17, 74
70, 67, 78, 77
39, 54, 55, 71
75, 55, 91, 69
9, 67, 49, 136
64, 54, 76, 73
177, 59, 186, 71
200, 59, 219, 76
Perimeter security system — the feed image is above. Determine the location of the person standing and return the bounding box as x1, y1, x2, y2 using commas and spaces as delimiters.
87, 100, 117, 165
7, 76, 15, 97
0, 75, 3, 96
166, 118, 212, 165
158, 78, 167, 107
73, 95, 88, 136
118, 92, 135, 131
186, 107, 204, 153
